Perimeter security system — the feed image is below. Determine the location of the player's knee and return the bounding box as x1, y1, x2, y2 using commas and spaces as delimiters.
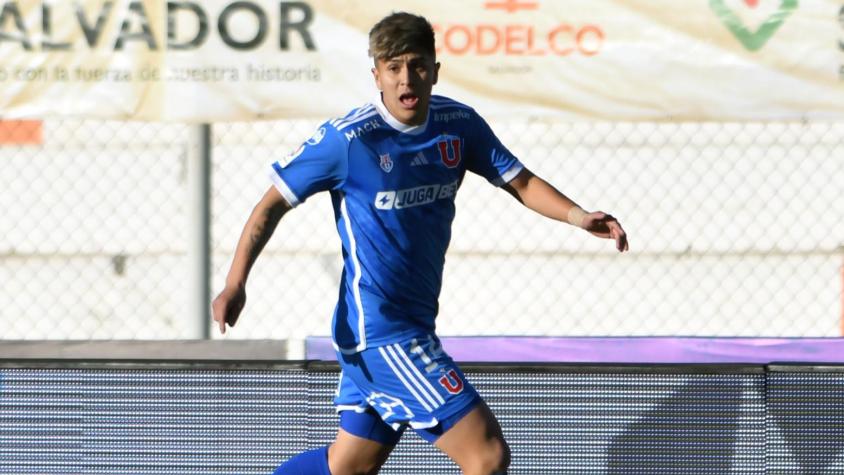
462, 437, 510, 475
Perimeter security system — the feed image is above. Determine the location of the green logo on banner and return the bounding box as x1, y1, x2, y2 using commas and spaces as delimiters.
710, 0, 798, 51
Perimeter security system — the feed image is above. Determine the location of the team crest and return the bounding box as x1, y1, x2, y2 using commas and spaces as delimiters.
379, 153, 394, 173
438, 369, 464, 395
437, 138, 462, 168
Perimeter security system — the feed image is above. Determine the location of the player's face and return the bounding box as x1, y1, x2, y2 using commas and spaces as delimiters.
372, 52, 439, 126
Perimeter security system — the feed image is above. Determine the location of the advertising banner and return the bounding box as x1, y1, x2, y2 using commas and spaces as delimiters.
1, 0, 842, 121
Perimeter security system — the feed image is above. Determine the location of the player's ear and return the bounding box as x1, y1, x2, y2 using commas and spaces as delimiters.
432, 62, 440, 85
371, 66, 382, 90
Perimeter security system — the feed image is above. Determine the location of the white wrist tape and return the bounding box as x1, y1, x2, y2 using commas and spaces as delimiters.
567, 207, 587, 228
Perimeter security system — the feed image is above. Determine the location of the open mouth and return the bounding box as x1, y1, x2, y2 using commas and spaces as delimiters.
399, 93, 419, 109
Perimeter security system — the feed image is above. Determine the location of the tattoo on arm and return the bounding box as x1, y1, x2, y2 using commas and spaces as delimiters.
250, 221, 266, 247
248, 206, 283, 257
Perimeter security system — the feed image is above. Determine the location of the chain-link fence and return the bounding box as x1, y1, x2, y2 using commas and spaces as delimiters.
1, 118, 842, 340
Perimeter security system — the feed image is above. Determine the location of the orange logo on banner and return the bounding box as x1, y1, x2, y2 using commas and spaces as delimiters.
434, 0, 604, 57
0, 121, 43, 145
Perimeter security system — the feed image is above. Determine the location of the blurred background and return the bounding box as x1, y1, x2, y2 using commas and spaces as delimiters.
1, 118, 841, 343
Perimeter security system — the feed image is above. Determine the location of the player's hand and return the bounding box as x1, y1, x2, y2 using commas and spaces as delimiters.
583, 211, 629, 252
211, 284, 246, 334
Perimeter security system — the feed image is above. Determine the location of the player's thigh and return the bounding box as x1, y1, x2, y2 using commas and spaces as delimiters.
329, 428, 395, 475
434, 401, 510, 473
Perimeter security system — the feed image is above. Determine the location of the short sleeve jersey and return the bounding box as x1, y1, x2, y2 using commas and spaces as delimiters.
269, 94, 523, 354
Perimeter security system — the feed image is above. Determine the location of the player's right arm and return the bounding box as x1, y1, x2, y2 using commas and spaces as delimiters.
212, 120, 348, 334
212, 186, 291, 334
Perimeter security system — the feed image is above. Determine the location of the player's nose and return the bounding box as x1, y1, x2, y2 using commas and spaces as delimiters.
397, 65, 410, 85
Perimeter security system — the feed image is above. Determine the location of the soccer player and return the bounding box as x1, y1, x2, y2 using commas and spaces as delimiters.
212, 11, 628, 475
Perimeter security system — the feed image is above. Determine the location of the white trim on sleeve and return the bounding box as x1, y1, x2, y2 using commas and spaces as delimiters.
493, 162, 525, 187
268, 166, 301, 207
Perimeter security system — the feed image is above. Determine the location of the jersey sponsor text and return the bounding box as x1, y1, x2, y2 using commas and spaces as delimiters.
374, 180, 459, 210
344, 119, 381, 140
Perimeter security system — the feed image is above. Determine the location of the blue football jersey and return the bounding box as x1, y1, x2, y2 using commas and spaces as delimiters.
269, 94, 524, 353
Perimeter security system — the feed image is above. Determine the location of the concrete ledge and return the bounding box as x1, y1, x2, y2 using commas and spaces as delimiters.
0, 340, 289, 361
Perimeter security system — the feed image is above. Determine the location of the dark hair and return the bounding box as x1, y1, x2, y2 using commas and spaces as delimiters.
368, 12, 436, 62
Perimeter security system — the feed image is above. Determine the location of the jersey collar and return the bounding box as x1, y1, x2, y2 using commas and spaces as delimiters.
373, 93, 429, 135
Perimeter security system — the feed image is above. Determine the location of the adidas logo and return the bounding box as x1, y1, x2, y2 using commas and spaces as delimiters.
410, 152, 429, 167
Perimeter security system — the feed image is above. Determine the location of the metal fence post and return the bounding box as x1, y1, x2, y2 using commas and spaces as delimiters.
187, 123, 212, 339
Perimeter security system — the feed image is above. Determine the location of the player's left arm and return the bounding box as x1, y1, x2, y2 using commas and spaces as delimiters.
502, 167, 629, 252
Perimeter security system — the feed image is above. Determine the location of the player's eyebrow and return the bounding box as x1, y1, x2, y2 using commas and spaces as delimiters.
385, 53, 426, 63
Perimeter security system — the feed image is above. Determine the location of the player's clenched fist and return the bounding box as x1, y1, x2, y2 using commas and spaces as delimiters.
211, 284, 246, 334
